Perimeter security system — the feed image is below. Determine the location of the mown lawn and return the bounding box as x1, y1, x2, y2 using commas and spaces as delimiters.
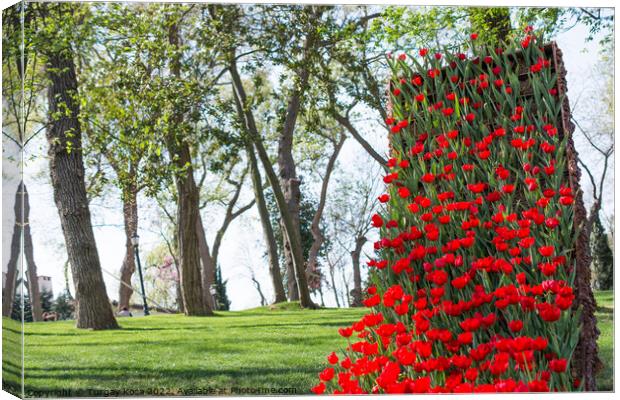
1, 292, 614, 396
594, 290, 614, 391
3, 303, 364, 397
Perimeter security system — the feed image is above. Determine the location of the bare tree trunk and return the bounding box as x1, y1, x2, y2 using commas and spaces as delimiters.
275, 8, 323, 303
350, 235, 366, 307
278, 75, 307, 303
250, 275, 267, 307
172, 147, 210, 316
22, 182, 42, 321
328, 265, 340, 308
340, 268, 350, 307
167, 20, 210, 316
118, 184, 138, 311
196, 215, 216, 310
307, 134, 345, 291
247, 143, 287, 303
2, 182, 22, 317
44, 49, 118, 330
166, 242, 184, 314
278, 143, 301, 302
229, 57, 315, 309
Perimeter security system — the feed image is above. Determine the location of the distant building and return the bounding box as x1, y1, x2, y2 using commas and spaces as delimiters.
2, 272, 6, 290
38, 276, 53, 297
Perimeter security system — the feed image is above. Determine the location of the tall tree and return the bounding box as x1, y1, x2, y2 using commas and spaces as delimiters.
327, 169, 379, 307
164, 11, 210, 316
246, 141, 287, 303
36, 3, 118, 329
228, 50, 315, 308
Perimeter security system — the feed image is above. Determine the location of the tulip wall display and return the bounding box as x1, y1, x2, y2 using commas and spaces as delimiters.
313, 30, 599, 394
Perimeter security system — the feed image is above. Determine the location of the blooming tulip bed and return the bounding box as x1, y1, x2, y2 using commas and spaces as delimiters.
313, 30, 584, 394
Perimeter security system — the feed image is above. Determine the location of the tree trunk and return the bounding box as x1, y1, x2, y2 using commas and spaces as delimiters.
44, 50, 118, 330
275, 10, 322, 303
229, 57, 315, 309
307, 135, 345, 291
552, 43, 600, 390
22, 182, 42, 321
246, 143, 287, 303
328, 265, 340, 308
340, 268, 350, 307
350, 235, 366, 307
2, 182, 22, 317
277, 148, 301, 301
277, 71, 307, 302
118, 184, 138, 311
167, 20, 210, 316
196, 215, 216, 311
172, 146, 210, 316
251, 275, 267, 307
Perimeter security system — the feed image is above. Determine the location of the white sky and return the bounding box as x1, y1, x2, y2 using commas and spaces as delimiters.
2, 7, 615, 311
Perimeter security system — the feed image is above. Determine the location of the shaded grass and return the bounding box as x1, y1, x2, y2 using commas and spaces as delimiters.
2, 317, 23, 397
1, 292, 614, 396
594, 290, 614, 391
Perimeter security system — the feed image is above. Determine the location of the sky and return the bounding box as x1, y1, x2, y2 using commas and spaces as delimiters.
2, 6, 614, 311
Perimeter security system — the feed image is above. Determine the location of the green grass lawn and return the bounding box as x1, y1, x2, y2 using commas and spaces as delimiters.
2, 292, 614, 396
3, 303, 364, 397
594, 290, 614, 391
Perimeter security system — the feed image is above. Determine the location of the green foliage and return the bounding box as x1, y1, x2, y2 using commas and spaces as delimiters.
468, 7, 512, 43
52, 292, 75, 320
40, 291, 54, 313
11, 293, 33, 322
214, 265, 231, 311
591, 214, 614, 290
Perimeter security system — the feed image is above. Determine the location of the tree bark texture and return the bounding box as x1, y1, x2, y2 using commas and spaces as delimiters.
45, 51, 118, 330
118, 184, 138, 311
552, 43, 600, 391
350, 235, 366, 307
167, 21, 210, 316
247, 143, 287, 303
196, 215, 216, 311
276, 10, 322, 303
